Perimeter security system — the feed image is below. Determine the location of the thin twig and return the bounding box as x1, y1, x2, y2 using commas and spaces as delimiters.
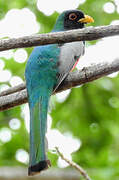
0, 25, 119, 51
55, 147, 91, 180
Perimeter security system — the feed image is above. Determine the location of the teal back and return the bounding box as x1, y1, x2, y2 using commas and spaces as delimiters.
25, 44, 60, 107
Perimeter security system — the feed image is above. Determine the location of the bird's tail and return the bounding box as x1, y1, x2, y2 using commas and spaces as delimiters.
28, 94, 51, 176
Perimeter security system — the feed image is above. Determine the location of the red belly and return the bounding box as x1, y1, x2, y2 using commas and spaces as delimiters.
71, 58, 80, 72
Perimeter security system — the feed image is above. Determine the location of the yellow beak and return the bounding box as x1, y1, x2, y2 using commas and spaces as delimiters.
78, 15, 94, 23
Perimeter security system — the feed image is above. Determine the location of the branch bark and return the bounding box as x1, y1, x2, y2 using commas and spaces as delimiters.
0, 25, 119, 51
0, 59, 119, 111
0, 83, 25, 97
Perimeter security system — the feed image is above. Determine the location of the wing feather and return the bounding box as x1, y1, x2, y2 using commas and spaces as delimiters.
53, 41, 85, 92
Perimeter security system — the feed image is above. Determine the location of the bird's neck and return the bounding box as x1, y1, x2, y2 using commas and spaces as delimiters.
52, 13, 65, 32
52, 23, 65, 32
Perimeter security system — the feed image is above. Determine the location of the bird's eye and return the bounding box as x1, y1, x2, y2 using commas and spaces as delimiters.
69, 13, 77, 20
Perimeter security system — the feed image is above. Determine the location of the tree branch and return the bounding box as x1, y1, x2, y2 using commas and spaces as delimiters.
0, 25, 119, 51
0, 167, 83, 180
0, 59, 119, 111
0, 83, 26, 97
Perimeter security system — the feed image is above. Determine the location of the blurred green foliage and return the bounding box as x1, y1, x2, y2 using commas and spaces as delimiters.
0, 0, 119, 179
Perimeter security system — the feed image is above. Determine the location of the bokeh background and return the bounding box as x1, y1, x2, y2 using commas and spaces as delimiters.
0, 0, 119, 179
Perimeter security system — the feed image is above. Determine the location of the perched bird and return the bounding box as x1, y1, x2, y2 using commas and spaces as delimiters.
25, 9, 94, 176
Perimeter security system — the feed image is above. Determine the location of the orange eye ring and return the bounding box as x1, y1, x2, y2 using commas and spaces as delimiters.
69, 13, 77, 20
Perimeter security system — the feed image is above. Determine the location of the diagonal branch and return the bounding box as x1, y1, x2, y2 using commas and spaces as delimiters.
55, 147, 91, 180
0, 25, 119, 51
0, 59, 119, 111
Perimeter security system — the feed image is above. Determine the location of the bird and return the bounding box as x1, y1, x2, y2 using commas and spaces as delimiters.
25, 9, 94, 176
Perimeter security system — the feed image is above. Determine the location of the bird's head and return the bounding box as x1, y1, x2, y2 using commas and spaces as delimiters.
53, 10, 94, 32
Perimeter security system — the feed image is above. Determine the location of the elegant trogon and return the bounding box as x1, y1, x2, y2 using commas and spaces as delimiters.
25, 10, 94, 176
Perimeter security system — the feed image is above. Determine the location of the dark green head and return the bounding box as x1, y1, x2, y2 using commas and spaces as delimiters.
53, 10, 94, 32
